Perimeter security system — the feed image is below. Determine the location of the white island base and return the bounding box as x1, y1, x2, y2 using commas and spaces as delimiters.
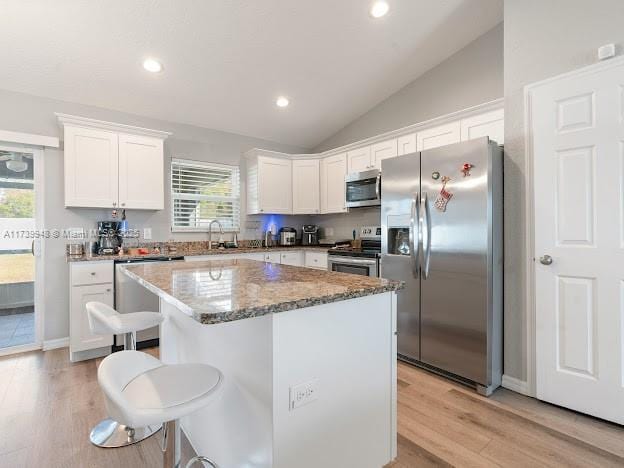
159, 292, 397, 468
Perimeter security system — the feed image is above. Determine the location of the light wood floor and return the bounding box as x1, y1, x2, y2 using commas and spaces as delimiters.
390, 362, 624, 468
0, 348, 622, 468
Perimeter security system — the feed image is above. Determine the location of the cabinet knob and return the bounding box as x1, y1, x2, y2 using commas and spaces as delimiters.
121, 203, 125, 207
113, 202, 117, 207
106, 288, 111, 292
90, 272, 96, 276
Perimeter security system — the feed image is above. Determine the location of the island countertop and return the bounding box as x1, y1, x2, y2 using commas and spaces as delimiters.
121, 259, 403, 324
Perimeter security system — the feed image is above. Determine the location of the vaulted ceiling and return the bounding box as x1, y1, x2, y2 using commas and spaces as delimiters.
1, 1, 502, 148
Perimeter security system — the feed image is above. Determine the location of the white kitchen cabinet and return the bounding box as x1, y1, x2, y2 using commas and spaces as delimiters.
305, 251, 328, 270
240, 253, 264, 261
247, 152, 293, 214
397, 133, 417, 156
63, 126, 119, 208
416, 121, 461, 151
280, 251, 304, 267
371, 139, 398, 169
460, 109, 504, 145
347, 146, 372, 173
292, 159, 320, 214
69, 261, 114, 361
118, 133, 165, 209
263, 252, 281, 263
320, 153, 347, 214
58, 114, 170, 210
70, 284, 114, 355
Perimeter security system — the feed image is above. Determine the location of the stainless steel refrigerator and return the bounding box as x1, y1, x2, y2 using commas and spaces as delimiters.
381, 137, 502, 395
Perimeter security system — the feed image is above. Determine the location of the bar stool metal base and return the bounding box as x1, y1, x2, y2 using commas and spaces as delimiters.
89, 418, 160, 448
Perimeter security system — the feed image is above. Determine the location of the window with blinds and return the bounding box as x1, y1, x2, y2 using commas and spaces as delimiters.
171, 159, 240, 231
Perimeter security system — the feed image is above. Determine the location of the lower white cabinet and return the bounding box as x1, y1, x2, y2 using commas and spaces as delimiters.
184, 250, 326, 269
240, 253, 264, 261
69, 261, 115, 361
263, 252, 281, 263
280, 251, 305, 267
305, 251, 328, 270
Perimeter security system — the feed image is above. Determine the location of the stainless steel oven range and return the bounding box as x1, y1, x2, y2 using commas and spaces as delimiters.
327, 226, 381, 277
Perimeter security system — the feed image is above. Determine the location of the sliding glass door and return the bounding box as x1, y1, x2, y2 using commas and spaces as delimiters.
0, 146, 40, 351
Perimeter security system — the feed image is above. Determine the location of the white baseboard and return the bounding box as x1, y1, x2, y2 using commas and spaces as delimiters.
502, 374, 530, 396
43, 337, 69, 351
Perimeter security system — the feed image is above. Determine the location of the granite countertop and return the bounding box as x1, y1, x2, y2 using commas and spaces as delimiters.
66, 245, 331, 262
120, 259, 403, 324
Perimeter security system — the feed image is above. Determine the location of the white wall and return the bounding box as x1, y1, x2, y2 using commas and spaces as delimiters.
0, 88, 308, 341
503, 0, 624, 381
310, 207, 381, 241
314, 23, 503, 152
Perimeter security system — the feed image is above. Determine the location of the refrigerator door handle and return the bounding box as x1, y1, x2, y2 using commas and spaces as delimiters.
422, 191, 432, 279
409, 193, 420, 277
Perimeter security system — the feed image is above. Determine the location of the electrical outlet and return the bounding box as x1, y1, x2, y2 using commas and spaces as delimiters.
289, 379, 319, 410
143, 228, 152, 240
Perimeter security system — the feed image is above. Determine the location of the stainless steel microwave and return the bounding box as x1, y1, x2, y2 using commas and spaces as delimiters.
345, 169, 381, 208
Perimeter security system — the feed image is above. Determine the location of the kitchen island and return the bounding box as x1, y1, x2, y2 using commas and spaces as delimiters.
121, 259, 402, 468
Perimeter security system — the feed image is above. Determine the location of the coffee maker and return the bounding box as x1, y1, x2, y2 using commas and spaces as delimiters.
301, 225, 319, 245
97, 221, 123, 255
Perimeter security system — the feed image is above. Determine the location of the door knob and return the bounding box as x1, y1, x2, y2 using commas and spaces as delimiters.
539, 255, 553, 265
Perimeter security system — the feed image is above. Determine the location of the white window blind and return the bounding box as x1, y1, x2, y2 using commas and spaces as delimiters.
171, 159, 240, 231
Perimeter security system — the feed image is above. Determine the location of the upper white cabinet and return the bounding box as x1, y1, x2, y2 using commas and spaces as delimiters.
347, 146, 372, 173
370, 139, 398, 169
246, 102, 503, 216
292, 159, 320, 214
320, 153, 347, 214
63, 126, 119, 208
416, 121, 461, 151
58, 114, 170, 210
118, 133, 165, 209
460, 109, 504, 145
397, 133, 416, 156
247, 151, 293, 214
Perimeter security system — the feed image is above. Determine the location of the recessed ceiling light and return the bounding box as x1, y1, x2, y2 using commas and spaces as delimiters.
143, 58, 163, 73
276, 96, 289, 108
370, 1, 389, 18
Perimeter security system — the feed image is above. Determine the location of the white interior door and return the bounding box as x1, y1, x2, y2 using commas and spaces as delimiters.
532, 59, 624, 424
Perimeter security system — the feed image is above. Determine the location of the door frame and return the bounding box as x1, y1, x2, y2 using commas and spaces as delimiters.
0, 141, 47, 356
523, 54, 624, 397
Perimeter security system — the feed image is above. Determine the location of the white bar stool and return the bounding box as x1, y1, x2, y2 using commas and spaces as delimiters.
86, 301, 165, 448
98, 350, 224, 468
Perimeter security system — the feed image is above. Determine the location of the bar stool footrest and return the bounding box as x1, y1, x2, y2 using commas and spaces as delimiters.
89, 418, 160, 448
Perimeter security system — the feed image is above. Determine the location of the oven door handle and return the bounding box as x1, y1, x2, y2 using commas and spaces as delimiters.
329, 257, 377, 265
375, 173, 381, 200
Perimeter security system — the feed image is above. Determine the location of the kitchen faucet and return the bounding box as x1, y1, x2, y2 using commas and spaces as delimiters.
208, 220, 224, 250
